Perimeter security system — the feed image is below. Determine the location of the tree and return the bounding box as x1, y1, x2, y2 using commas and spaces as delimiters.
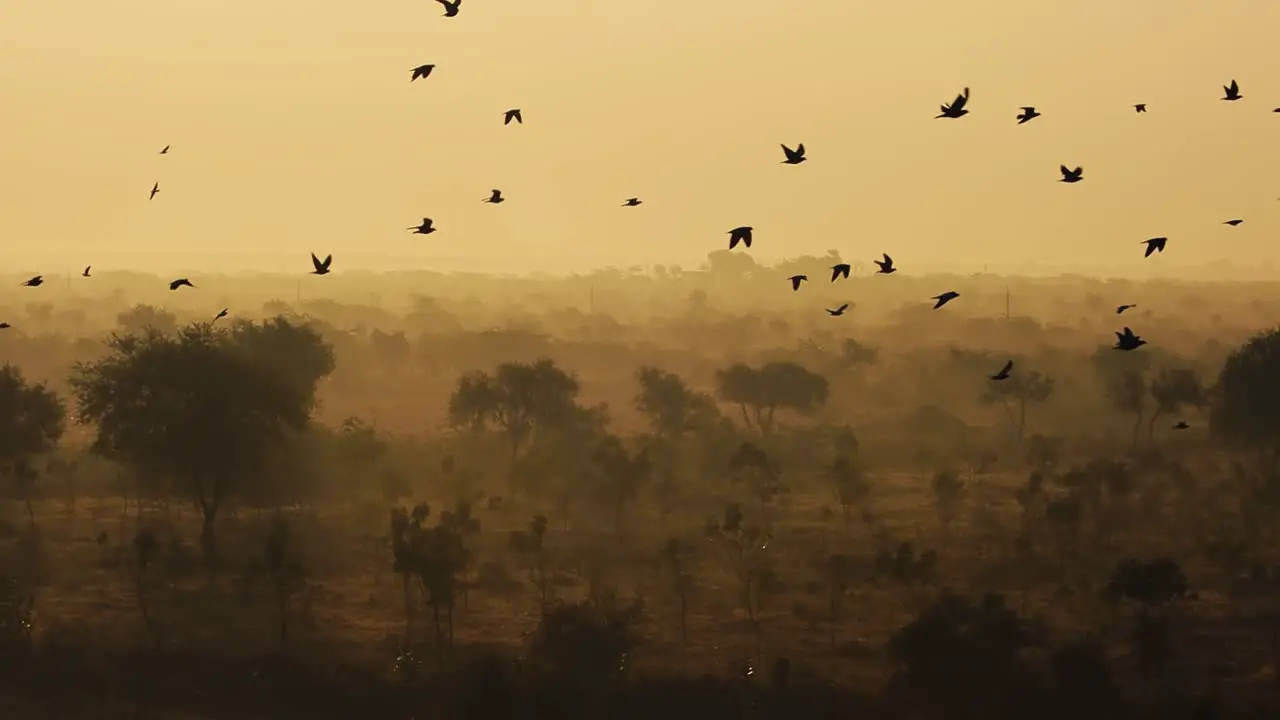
116, 304, 177, 335
980, 370, 1054, 440
390, 503, 469, 658
0, 365, 66, 523
633, 366, 718, 440
729, 442, 787, 520
715, 362, 829, 436
70, 320, 333, 563
447, 358, 583, 458
589, 435, 651, 532
1106, 369, 1147, 447
827, 454, 870, 528
509, 514, 553, 616
658, 538, 696, 646
1212, 328, 1280, 466
264, 511, 307, 645
706, 502, 781, 656
841, 338, 878, 366
1147, 367, 1204, 440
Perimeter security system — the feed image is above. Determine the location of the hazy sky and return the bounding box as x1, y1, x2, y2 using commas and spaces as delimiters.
2, 0, 1278, 276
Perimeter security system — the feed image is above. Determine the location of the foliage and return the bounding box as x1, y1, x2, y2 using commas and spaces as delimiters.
0, 364, 66, 522
1212, 327, 1280, 461
633, 366, 718, 439
447, 358, 584, 457
715, 361, 829, 435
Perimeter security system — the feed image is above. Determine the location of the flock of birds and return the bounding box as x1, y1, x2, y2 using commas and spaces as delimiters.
5, 2, 1277, 416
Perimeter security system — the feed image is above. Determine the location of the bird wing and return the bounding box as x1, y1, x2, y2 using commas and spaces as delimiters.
1060, 165, 1070, 175
796, 143, 804, 155
1000, 360, 1013, 375
1229, 79, 1239, 93
837, 304, 848, 312
322, 254, 332, 268
883, 253, 892, 265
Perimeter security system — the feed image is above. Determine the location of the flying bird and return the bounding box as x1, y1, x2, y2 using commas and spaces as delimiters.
310, 253, 333, 275
0, 323, 9, 330
1134, 104, 1146, 113
1114, 327, 1147, 351
936, 87, 970, 118
1222, 79, 1242, 101
149, 182, 160, 200
789, 275, 807, 291
1015, 106, 1040, 124
1116, 304, 1137, 314
781, 143, 806, 164
1059, 166, 1083, 183
990, 360, 1013, 381
82, 266, 91, 278
1172, 421, 1190, 430
504, 109, 523, 125
826, 304, 849, 317
830, 264, 851, 282
483, 189, 505, 204
169, 278, 194, 291
1141, 237, 1167, 258
409, 218, 437, 235
214, 308, 229, 322
728, 226, 753, 250
874, 254, 896, 274
435, 0, 461, 16
159, 145, 170, 154
622, 198, 642, 207
932, 291, 960, 309
21, 276, 43, 287
410, 64, 435, 81
1223, 219, 1243, 226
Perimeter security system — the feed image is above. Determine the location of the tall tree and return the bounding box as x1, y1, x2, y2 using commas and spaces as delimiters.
980, 370, 1054, 440
633, 366, 718, 441
70, 320, 333, 563
1212, 328, 1280, 466
1147, 367, 1204, 440
0, 365, 66, 522
715, 361, 829, 436
447, 358, 583, 458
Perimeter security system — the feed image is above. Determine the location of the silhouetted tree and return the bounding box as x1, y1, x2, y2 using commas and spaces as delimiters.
1148, 367, 1204, 440
70, 320, 333, 563
729, 442, 787, 521
841, 338, 878, 366
634, 366, 718, 441
715, 361, 829, 436
658, 538, 696, 646
706, 502, 781, 655
589, 435, 651, 532
826, 454, 870, 528
980, 370, 1054, 440
447, 358, 583, 458
0, 365, 66, 523
509, 514, 553, 616
1213, 327, 1280, 467
390, 503, 469, 656
263, 511, 307, 645
116, 304, 177, 335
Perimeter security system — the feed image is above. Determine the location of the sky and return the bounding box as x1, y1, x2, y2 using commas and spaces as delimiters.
1, 0, 1278, 278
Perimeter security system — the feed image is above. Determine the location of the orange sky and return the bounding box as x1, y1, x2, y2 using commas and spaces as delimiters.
1, 0, 1278, 276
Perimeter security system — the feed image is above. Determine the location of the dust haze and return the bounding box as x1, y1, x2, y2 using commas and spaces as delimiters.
2, 264, 1280, 719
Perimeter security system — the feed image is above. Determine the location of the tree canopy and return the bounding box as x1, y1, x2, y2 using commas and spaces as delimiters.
1212, 327, 1280, 460
447, 358, 585, 457
715, 361, 829, 435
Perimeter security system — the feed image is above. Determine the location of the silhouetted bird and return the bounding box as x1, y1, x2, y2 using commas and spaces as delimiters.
1134, 104, 1146, 113
504, 109, 522, 125
1222, 79, 1242, 101
1274, 107, 1280, 113
1173, 421, 1190, 430
483, 189, 505, 204
622, 197, 642, 207
22, 276, 42, 287
991, 360, 1013, 380
82, 266, 91, 278
1223, 219, 1243, 226
789, 275, 807, 291
728, 226, 753, 249
874, 254, 896, 274
159, 145, 169, 154
310, 253, 333, 275
0, 323, 10, 330
435, 0, 461, 16
214, 308, 228, 322
932, 291, 959, 309
409, 218, 437, 235
149, 182, 160, 200
936, 87, 970, 118
1116, 303, 1136, 314
830, 264, 851, 282
410, 64, 435, 81
1016, 106, 1040, 124
1114, 326, 1146, 351
169, 278, 194, 291
1141, 237, 1167, 258
1059, 165, 1083, 183
781, 143, 806, 164
826, 303, 849, 316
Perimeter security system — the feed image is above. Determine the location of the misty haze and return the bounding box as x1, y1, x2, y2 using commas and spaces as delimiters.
4, 1, 1280, 719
